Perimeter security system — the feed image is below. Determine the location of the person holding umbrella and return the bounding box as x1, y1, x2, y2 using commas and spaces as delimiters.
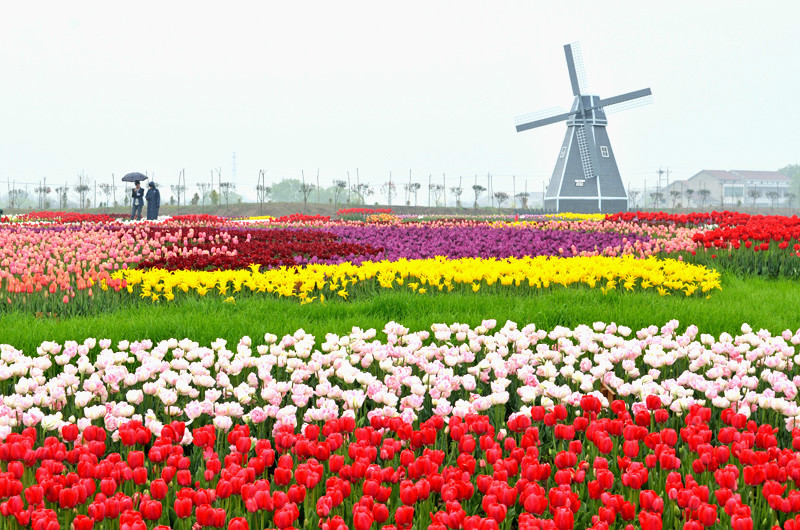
131, 181, 144, 220
146, 181, 161, 220
122, 172, 148, 220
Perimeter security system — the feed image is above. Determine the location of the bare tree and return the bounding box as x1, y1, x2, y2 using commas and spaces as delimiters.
472, 184, 486, 208
515, 191, 529, 209
649, 191, 665, 208
333, 180, 347, 207
197, 182, 211, 207
34, 185, 51, 210
669, 190, 682, 210
683, 189, 694, 206
256, 183, 271, 211
450, 186, 464, 207
698, 189, 711, 209
170, 184, 187, 207
299, 182, 316, 209
747, 189, 762, 207
98, 183, 113, 210
8, 189, 28, 209
494, 191, 509, 208
766, 191, 780, 210
55, 186, 70, 209
786, 192, 797, 209
381, 181, 397, 206
430, 184, 444, 206
351, 183, 373, 205
404, 182, 421, 206
74, 173, 90, 210
220, 182, 236, 207
628, 190, 641, 209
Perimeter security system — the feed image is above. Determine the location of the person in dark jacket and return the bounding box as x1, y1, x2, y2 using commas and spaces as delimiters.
131, 182, 144, 220
145, 182, 161, 220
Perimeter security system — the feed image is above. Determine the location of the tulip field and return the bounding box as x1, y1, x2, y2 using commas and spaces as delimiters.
2, 209, 800, 530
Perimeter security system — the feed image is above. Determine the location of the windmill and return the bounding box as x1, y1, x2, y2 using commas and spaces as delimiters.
515, 42, 652, 213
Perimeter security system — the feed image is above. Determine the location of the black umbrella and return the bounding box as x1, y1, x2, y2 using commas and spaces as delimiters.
121, 172, 148, 183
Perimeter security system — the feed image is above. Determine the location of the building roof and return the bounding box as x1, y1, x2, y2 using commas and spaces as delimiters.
696, 170, 742, 182
730, 170, 792, 182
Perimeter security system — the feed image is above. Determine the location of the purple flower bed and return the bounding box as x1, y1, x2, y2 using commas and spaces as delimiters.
286, 225, 651, 265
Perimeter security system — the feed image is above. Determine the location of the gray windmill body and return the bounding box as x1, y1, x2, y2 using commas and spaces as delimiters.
515, 43, 652, 214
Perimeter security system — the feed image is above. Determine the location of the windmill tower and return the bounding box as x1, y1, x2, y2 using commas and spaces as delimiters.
515, 42, 652, 213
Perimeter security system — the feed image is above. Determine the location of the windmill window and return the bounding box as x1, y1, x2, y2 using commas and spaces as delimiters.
560, 147, 567, 158
575, 179, 585, 187
600, 146, 609, 157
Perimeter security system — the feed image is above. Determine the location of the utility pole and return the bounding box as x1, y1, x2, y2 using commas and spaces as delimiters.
408, 169, 412, 206
302, 169, 306, 210
644, 179, 647, 209
316, 169, 320, 204
628, 180, 631, 209
513, 175, 516, 209
428, 174, 431, 207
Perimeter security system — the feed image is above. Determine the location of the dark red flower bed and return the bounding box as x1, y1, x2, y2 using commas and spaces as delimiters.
0, 401, 790, 529
338, 209, 393, 216
135, 227, 382, 271
271, 214, 332, 224
165, 215, 229, 224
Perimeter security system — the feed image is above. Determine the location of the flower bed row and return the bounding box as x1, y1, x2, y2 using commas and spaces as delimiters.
110, 255, 720, 304
0, 400, 788, 529
135, 229, 382, 271
6, 316, 798, 448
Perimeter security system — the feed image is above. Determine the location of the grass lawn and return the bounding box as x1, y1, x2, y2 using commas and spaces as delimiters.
1, 271, 798, 352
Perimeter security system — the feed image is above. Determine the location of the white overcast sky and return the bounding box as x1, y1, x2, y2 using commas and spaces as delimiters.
1, 1, 798, 198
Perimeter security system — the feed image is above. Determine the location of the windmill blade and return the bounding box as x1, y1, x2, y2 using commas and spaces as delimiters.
564, 42, 588, 96
515, 107, 573, 132
574, 124, 596, 179
597, 88, 653, 114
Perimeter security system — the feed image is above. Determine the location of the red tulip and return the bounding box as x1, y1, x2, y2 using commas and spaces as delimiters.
395, 505, 414, 526
150, 479, 168, 500
127, 451, 144, 469
353, 506, 374, 530
638, 511, 662, 530
132, 466, 147, 485
73, 515, 94, 530
553, 506, 574, 530
372, 503, 389, 524
141, 499, 162, 521
61, 424, 79, 442
229, 517, 249, 530
175, 497, 193, 519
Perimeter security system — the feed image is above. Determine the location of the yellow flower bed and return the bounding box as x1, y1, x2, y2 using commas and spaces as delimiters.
108, 256, 721, 303
544, 213, 607, 221
244, 215, 275, 221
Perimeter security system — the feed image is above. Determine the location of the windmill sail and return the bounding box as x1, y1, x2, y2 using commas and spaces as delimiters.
513, 42, 651, 213
574, 125, 595, 179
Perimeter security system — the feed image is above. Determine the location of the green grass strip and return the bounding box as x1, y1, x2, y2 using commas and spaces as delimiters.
1, 271, 798, 353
